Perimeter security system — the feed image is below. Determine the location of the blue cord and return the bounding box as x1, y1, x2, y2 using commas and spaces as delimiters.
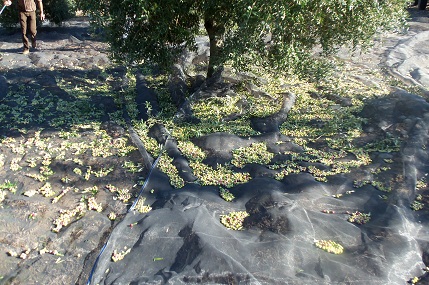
86, 243, 107, 285
0, 5, 7, 15
128, 147, 165, 212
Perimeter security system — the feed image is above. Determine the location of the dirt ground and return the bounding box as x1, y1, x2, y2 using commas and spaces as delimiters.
0, 16, 144, 284
0, 7, 429, 285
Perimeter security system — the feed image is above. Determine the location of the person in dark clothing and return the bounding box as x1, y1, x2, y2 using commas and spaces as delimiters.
3, 0, 45, 54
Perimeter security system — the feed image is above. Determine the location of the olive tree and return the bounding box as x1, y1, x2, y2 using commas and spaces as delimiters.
80, 0, 408, 78
43, 0, 77, 25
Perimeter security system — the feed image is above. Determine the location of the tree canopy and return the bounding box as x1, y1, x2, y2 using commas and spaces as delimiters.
79, 0, 408, 78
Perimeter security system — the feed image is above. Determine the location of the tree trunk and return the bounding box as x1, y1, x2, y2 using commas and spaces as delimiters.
204, 18, 220, 78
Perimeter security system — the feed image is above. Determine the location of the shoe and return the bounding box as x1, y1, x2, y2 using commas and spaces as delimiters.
31, 39, 36, 49
23, 49, 29, 55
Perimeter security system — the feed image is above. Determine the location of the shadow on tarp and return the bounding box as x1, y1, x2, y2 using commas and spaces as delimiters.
85, 170, 428, 284
0, 65, 124, 137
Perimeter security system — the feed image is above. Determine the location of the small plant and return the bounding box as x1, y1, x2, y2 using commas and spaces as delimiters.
371, 166, 391, 174
10, 158, 22, 171
347, 211, 371, 225
52, 202, 87, 232
73, 168, 83, 175
61, 176, 71, 184
28, 212, 37, 220
190, 161, 251, 188
92, 167, 114, 178
123, 161, 142, 173
231, 142, 274, 168
23, 189, 37, 197
25, 173, 48, 182
371, 180, 391, 192
0, 180, 18, 193
39, 248, 63, 256
108, 212, 117, 220
39, 182, 56, 197
353, 180, 370, 188
307, 165, 329, 182
157, 153, 184, 189
113, 138, 137, 157
19, 250, 30, 260
52, 187, 73, 203
411, 201, 424, 211
177, 141, 206, 162
113, 188, 132, 203
0, 190, 6, 204
87, 197, 103, 212
379, 194, 388, 200
105, 184, 118, 192
220, 211, 249, 230
219, 187, 235, 202
315, 240, 344, 254
134, 198, 152, 213
41, 153, 52, 166
84, 166, 92, 181
351, 149, 372, 165
416, 178, 427, 190
82, 186, 99, 195
7, 250, 18, 257
39, 166, 54, 177
112, 247, 131, 262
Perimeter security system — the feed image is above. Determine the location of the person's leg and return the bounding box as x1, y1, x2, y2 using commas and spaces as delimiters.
19, 11, 30, 53
28, 11, 37, 49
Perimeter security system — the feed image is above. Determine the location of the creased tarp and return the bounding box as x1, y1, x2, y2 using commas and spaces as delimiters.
89, 177, 425, 284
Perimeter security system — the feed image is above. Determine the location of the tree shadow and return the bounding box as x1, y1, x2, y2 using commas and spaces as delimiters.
0, 65, 124, 137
